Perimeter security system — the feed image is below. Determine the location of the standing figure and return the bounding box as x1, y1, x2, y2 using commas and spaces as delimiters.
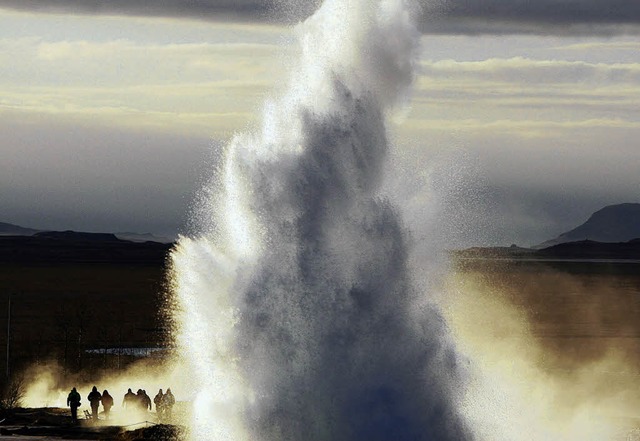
136, 389, 146, 412
87, 386, 102, 420
122, 388, 136, 409
102, 390, 114, 420
142, 390, 152, 411
154, 389, 164, 419
162, 388, 175, 419
66, 387, 81, 423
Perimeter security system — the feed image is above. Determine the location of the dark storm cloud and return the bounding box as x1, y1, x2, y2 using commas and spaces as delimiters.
442, 0, 640, 23
0, 0, 316, 23
2, 0, 640, 34
427, 0, 640, 35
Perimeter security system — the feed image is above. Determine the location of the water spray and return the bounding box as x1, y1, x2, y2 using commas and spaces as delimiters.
170, 1, 472, 439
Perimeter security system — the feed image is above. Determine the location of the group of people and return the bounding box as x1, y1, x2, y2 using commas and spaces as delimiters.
66, 386, 114, 422
122, 388, 152, 412
152, 388, 176, 420
66, 386, 175, 423
120, 387, 175, 420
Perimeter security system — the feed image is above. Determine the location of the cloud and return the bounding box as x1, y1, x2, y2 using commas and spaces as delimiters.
1, 11, 638, 246
550, 41, 640, 51
406, 57, 640, 138
0, 37, 289, 137
0, 0, 277, 21
391, 50, 640, 247
419, 57, 640, 85
0, 38, 285, 86
424, 0, 640, 35
403, 119, 640, 137
1, 0, 640, 34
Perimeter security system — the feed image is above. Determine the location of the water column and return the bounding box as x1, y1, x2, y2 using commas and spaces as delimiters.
170, 1, 473, 440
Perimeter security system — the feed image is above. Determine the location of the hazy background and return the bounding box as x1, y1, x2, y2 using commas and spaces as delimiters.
1, 0, 639, 247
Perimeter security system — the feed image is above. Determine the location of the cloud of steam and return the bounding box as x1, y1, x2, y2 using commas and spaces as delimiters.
21, 357, 189, 426
443, 263, 640, 440
170, 0, 473, 440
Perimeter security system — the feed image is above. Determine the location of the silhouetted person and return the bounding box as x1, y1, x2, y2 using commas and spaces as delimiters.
66, 387, 81, 423
162, 388, 175, 419
87, 386, 102, 420
136, 389, 146, 412
154, 389, 164, 418
122, 388, 136, 409
142, 390, 152, 411
102, 390, 114, 420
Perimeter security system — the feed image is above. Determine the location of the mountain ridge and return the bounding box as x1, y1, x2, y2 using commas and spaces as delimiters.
0, 221, 40, 236
0, 221, 173, 244
454, 238, 640, 261
534, 203, 640, 249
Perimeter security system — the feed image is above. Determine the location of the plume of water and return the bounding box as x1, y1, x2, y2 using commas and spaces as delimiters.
169, 0, 472, 439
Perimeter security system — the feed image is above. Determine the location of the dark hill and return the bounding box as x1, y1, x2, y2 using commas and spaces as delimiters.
0, 234, 172, 265
115, 231, 174, 243
0, 221, 40, 236
535, 203, 640, 248
453, 238, 640, 261
1, 220, 172, 244
537, 239, 640, 260
35, 230, 120, 242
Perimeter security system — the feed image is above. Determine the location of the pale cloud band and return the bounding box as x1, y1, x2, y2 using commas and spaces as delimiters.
3, 32, 638, 138
1, 0, 640, 35
0, 36, 288, 137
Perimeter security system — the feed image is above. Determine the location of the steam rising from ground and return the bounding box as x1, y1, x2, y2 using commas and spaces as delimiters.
170, 0, 472, 440
445, 266, 640, 440
21, 359, 187, 426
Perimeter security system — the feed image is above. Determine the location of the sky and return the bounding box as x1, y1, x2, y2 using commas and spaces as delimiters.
1, 0, 639, 247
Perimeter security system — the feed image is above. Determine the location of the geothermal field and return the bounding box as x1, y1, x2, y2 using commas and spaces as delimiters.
1, 0, 639, 440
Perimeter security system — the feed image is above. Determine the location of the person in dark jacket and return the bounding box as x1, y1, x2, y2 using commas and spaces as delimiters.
154, 389, 164, 418
162, 388, 175, 419
122, 388, 136, 409
66, 387, 81, 423
102, 390, 114, 420
142, 390, 152, 411
87, 386, 102, 420
136, 389, 146, 412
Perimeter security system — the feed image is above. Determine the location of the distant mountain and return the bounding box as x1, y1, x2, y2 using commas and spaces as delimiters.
0, 221, 40, 236
534, 203, 640, 249
455, 202, 640, 260
453, 238, 640, 261
453, 244, 536, 259
115, 232, 174, 244
35, 230, 121, 242
0, 221, 173, 244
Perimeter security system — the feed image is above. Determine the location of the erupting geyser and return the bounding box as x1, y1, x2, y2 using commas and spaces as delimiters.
169, 0, 472, 439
